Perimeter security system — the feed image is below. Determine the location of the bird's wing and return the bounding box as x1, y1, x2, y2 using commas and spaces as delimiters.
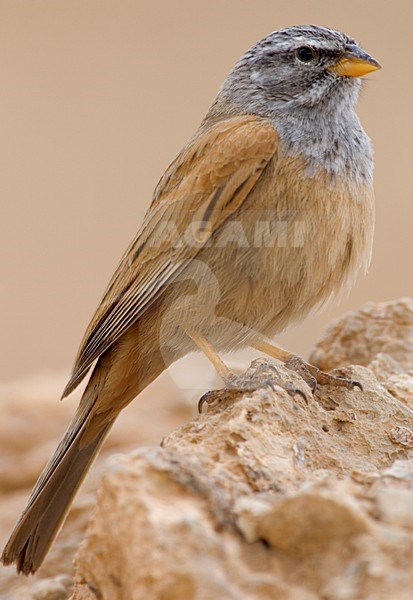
62, 115, 278, 397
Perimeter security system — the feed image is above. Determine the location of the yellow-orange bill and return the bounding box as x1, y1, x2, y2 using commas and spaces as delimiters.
331, 56, 381, 77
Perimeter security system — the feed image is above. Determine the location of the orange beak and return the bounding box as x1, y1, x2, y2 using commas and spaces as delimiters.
329, 44, 381, 77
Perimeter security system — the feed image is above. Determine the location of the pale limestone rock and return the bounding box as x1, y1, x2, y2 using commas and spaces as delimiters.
389, 425, 413, 448
369, 354, 413, 406
72, 356, 413, 600
2, 299, 413, 599
31, 575, 73, 600
0, 374, 193, 599
310, 297, 413, 373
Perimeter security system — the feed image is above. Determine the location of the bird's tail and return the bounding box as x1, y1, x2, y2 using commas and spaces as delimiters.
1, 403, 114, 575
2, 318, 170, 575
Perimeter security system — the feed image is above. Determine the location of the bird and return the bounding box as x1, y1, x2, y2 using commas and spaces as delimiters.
2, 24, 380, 575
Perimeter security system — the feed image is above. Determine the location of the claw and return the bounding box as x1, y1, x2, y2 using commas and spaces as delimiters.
198, 397, 205, 414
198, 391, 217, 414
309, 377, 317, 394
284, 355, 363, 394
198, 388, 247, 414
293, 387, 309, 404
268, 378, 309, 403
347, 379, 363, 392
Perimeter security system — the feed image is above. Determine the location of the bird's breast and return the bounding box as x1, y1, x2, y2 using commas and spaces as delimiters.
207, 151, 375, 342
160, 149, 375, 352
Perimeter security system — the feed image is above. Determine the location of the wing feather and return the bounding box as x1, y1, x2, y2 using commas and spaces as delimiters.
62, 115, 278, 397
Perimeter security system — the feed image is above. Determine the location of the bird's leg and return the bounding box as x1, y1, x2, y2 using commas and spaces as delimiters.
252, 340, 362, 393
183, 329, 234, 382
184, 330, 307, 412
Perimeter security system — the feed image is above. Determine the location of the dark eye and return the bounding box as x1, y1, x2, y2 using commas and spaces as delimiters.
296, 46, 316, 63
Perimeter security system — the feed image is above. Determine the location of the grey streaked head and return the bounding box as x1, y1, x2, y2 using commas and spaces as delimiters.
215, 25, 379, 116
206, 25, 380, 183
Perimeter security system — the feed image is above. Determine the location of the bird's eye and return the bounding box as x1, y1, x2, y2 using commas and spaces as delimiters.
296, 46, 316, 63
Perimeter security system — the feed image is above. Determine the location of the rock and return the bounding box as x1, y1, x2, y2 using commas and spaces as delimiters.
0, 372, 194, 599
72, 353, 413, 599
31, 575, 73, 600
309, 297, 413, 373
2, 298, 413, 599
389, 425, 413, 448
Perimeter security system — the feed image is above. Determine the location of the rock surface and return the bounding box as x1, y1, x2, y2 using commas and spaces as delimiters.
1, 298, 413, 599
0, 371, 194, 599
309, 297, 413, 372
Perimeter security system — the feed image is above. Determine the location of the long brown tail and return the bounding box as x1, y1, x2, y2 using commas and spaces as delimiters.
1, 321, 169, 575
1, 402, 114, 575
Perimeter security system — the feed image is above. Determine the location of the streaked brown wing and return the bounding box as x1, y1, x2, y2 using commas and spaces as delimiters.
62, 115, 278, 397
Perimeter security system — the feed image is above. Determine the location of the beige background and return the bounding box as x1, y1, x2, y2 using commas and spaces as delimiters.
1, 0, 412, 383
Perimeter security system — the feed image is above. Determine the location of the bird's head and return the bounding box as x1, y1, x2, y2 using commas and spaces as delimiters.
220, 25, 380, 116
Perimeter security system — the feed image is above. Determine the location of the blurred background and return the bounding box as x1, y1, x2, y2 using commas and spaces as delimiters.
1, 0, 412, 386
0, 2, 412, 592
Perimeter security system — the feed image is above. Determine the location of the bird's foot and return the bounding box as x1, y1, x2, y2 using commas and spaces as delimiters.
224, 367, 308, 402
284, 355, 363, 394
198, 358, 308, 413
